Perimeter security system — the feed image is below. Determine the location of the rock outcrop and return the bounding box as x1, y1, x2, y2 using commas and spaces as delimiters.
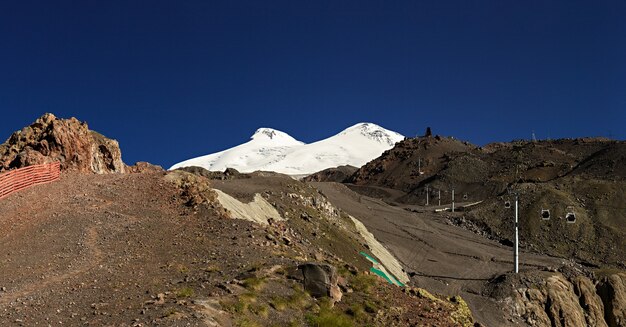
0, 113, 125, 174
597, 273, 626, 327
508, 271, 626, 327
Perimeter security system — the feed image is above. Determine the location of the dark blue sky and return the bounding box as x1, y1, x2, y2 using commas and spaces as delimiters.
1, 1, 624, 168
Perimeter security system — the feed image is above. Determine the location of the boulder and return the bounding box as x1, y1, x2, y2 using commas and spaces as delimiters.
0, 113, 125, 174
299, 263, 342, 304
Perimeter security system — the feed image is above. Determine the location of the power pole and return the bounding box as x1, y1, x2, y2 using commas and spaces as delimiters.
514, 193, 519, 273
451, 188, 455, 213
425, 185, 429, 206
418, 158, 423, 175
438, 189, 441, 206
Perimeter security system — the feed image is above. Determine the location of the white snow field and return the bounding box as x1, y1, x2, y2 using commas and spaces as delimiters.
169, 123, 404, 175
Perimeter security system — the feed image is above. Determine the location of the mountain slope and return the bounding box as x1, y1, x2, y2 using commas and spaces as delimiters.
170, 123, 404, 175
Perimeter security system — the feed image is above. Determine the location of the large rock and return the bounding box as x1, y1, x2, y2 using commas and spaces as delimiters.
543, 275, 587, 327
511, 272, 626, 327
0, 113, 125, 174
597, 273, 626, 327
573, 276, 607, 327
299, 263, 342, 304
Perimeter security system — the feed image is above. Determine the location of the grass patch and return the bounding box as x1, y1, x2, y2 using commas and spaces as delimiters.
236, 317, 262, 327
287, 286, 310, 309
346, 304, 365, 320
204, 264, 220, 273
162, 307, 179, 318
363, 300, 378, 313
305, 298, 354, 327
249, 303, 269, 318
176, 287, 194, 298
220, 299, 248, 314
270, 288, 311, 312
350, 273, 378, 294
270, 297, 288, 311
242, 277, 266, 291
221, 293, 259, 315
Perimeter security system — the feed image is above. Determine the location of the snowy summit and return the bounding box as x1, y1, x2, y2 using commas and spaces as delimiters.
169, 123, 404, 175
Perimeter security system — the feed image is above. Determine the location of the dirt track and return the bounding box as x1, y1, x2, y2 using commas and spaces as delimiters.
312, 182, 566, 326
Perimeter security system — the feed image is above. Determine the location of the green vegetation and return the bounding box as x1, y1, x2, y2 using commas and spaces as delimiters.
162, 307, 179, 318
305, 298, 354, 327
363, 300, 378, 313
449, 295, 474, 327
349, 273, 377, 294
270, 286, 311, 311
235, 317, 262, 327
249, 303, 269, 318
269, 297, 288, 311
175, 287, 194, 298
242, 277, 266, 291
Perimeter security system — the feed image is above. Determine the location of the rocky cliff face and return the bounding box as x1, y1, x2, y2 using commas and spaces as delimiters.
0, 113, 125, 174
505, 272, 626, 327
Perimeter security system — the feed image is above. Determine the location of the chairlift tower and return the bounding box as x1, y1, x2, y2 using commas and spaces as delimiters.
514, 193, 519, 274
438, 189, 441, 206
418, 157, 424, 175
505, 189, 520, 274
451, 187, 455, 213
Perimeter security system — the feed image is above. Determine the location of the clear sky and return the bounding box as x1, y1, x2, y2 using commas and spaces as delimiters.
1, 1, 624, 168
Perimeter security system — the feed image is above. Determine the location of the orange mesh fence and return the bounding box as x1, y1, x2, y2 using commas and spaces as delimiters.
0, 162, 61, 200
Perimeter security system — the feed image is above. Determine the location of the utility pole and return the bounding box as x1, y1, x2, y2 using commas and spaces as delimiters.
418, 158, 423, 175
425, 185, 429, 206
451, 187, 455, 213
514, 193, 519, 273
438, 189, 441, 206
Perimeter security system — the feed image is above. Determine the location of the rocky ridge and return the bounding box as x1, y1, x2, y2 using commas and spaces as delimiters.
0, 113, 125, 174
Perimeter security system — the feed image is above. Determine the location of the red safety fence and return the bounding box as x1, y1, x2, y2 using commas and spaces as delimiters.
0, 162, 61, 200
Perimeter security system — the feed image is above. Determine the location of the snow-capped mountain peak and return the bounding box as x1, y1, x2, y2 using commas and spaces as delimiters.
250, 128, 303, 145
170, 122, 405, 175
340, 122, 405, 146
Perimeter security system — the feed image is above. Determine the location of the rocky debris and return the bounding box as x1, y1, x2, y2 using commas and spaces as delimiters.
299, 263, 342, 304
127, 162, 164, 173
0, 113, 125, 173
302, 165, 358, 183
164, 170, 218, 207
177, 166, 250, 181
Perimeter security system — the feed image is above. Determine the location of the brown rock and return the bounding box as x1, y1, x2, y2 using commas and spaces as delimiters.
0, 113, 125, 174
128, 162, 164, 173
572, 276, 607, 327
597, 273, 626, 327
299, 263, 342, 304
544, 275, 587, 327
513, 274, 608, 327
